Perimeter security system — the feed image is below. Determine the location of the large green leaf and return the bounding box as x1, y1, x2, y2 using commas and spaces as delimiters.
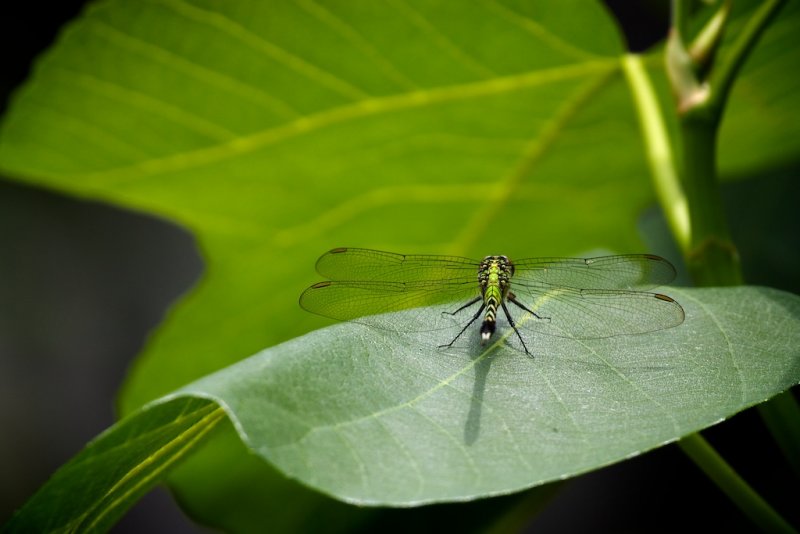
0, 0, 796, 415
0, 3, 637, 526
6, 286, 800, 530
177, 286, 800, 504
1, 0, 635, 411
2, 0, 799, 530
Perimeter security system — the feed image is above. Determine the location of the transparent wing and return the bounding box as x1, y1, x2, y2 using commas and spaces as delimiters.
300, 279, 480, 331
504, 286, 685, 339
314, 248, 479, 281
512, 255, 677, 290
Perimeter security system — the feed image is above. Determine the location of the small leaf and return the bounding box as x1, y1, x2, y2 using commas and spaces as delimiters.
3, 398, 225, 533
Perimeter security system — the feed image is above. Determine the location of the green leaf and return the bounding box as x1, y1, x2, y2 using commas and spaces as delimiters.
716, 1, 800, 174
3, 397, 225, 533
0, 0, 795, 415
3, 0, 637, 413
0, 2, 640, 525
150, 417, 377, 534
177, 286, 800, 504
6, 286, 799, 530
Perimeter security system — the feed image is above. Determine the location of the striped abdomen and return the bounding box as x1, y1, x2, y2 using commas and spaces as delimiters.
480, 283, 501, 342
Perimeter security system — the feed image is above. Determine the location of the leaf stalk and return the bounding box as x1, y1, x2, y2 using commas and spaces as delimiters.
678, 434, 796, 533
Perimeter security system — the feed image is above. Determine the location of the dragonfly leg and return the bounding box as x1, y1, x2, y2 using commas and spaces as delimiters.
439, 303, 485, 349
501, 301, 532, 357
442, 296, 481, 316
507, 292, 550, 322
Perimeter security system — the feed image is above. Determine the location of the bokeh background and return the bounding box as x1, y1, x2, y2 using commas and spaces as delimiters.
1, 1, 797, 532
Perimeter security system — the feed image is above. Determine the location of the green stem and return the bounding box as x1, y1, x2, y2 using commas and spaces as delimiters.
483, 483, 563, 534
621, 55, 689, 253
679, 114, 742, 286
678, 434, 796, 533
757, 390, 800, 477
671, 0, 691, 40
681, 0, 800, 483
641, 3, 799, 530
669, 1, 790, 287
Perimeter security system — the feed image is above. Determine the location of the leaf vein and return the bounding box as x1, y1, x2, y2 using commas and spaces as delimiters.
87, 20, 299, 119
49, 67, 237, 141
682, 291, 746, 403
480, 0, 602, 61
63, 59, 616, 185
297, 0, 419, 90
159, 0, 370, 100
387, 0, 497, 78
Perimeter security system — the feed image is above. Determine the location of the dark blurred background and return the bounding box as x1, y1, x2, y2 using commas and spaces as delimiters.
1, 1, 797, 532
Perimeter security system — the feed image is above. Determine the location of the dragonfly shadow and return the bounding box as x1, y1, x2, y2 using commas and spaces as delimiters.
445, 316, 522, 446
462, 340, 509, 446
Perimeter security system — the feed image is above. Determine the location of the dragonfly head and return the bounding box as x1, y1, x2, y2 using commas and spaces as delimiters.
481, 255, 515, 277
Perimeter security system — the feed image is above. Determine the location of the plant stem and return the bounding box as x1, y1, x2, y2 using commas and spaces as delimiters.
757, 390, 800, 478
675, 0, 788, 287
684, 0, 800, 483
678, 114, 741, 286
678, 434, 796, 533
621, 55, 689, 252
483, 483, 563, 534
643, 2, 799, 530
671, 0, 691, 40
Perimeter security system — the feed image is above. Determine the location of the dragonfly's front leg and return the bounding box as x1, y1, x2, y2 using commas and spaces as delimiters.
442, 296, 481, 316
439, 302, 484, 349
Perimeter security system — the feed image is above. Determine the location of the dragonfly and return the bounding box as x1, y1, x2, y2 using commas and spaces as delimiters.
299, 248, 685, 356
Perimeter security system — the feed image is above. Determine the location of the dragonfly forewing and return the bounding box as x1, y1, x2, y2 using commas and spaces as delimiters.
512, 254, 677, 291
315, 247, 479, 281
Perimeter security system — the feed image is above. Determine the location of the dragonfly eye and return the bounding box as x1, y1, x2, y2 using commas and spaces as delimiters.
497, 256, 514, 275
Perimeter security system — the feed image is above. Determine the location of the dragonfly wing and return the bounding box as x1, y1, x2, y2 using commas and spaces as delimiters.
315, 248, 479, 281
512, 255, 677, 291
300, 279, 481, 331
508, 285, 685, 339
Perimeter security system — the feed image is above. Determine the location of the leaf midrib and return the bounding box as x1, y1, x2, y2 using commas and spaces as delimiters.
41, 59, 618, 188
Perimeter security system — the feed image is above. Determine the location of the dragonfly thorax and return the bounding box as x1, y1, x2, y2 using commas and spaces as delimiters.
477, 255, 514, 291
